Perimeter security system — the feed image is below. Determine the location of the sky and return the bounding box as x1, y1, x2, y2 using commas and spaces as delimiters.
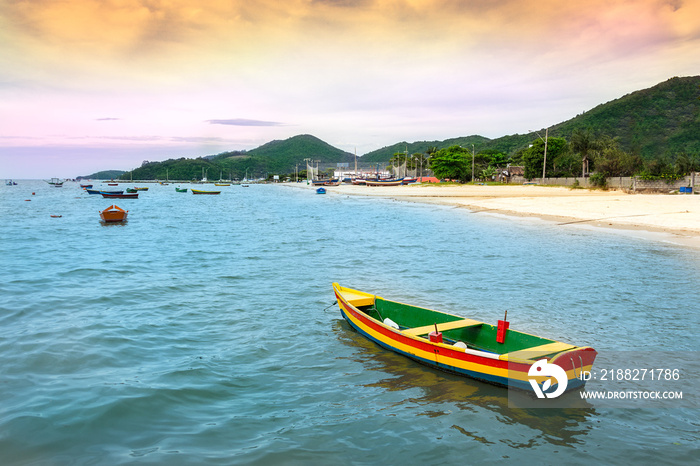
1, 0, 699, 178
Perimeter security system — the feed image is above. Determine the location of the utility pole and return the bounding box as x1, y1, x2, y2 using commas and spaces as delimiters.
529, 128, 549, 185
471, 144, 475, 183
542, 128, 548, 184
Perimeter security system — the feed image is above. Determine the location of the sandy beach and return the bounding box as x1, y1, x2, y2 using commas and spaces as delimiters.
287, 182, 700, 248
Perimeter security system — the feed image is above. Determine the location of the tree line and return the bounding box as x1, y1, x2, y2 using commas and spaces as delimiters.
417, 128, 699, 185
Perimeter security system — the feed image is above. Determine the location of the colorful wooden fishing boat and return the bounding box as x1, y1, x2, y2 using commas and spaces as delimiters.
126, 188, 137, 193
175, 187, 188, 193
99, 205, 128, 223
134, 187, 149, 191
215, 183, 230, 186
80, 184, 93, 189
333, 283, 597, 394
191, 189, 220, 195
101, 192, 138, 199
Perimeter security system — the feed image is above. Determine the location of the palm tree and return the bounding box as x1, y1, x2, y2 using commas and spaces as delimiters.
570, 129, 598, 177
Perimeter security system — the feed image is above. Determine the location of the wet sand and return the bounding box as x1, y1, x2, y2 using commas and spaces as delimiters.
287, 182, 700, 248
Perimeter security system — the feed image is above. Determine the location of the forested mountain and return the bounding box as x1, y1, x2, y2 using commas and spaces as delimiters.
363, 76, 700, 161
78, 170, 125, 180
551, 76, 700, 158
121, 134, 354, 180
114, 76, 699, 180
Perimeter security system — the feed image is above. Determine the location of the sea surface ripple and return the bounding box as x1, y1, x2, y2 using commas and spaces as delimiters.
0, 181, 698, 465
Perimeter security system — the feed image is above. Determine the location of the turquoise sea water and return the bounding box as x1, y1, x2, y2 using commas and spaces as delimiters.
1, 181, 698, 465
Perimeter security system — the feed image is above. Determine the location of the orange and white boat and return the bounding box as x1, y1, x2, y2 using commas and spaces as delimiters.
99, 205, 128, 223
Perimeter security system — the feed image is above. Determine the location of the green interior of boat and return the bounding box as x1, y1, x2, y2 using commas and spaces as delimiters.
359, 298, 556, 355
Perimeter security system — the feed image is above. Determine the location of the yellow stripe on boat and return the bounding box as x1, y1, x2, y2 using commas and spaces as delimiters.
499, 342, 576, 362
402, 319, 482, 336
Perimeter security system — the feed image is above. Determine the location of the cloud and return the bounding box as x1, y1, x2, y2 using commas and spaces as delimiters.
206, 119, 284, 127
95, 117, 121, 121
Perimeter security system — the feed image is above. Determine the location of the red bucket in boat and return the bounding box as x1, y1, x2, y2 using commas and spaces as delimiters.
496, 320, 509, 343
429, 331, 443, 343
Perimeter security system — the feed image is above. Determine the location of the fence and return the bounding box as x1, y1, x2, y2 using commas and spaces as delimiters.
508, 174, 697, 193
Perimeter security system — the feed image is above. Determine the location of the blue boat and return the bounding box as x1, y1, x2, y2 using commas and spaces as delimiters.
86, 189, 123, 195
316, 187, 326, 194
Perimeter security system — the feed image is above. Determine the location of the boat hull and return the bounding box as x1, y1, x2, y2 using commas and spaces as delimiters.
190, 189, 221, 194
101, 192, 138, 199
99, 205, 128, 222
191, 189, 221, 195
365, 179, 404, 186
333, 283, 596, 393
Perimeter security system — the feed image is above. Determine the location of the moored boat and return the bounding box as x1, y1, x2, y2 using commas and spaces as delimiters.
333, 283, 597, 395
316, 187, 326, 194
80, 184, 93, 189
134, 187, 149, 191
191, 189, 221, 195
47, 178, 63, 187
175, 187, 188, 193
215, 183, 230, 186
87, 189, 123, 195
126, 188, 138, 193
99, 205, 128, 223
365, 178, 404, 186
101, 192, 138, 199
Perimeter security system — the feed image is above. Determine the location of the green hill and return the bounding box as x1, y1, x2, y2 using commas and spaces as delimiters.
122, 134, 355, 180
116, 76, 700, 180
550, 76, 700, 158
361, 75, 700, 162
360, 136, 491, 163
78, 170, 125, 180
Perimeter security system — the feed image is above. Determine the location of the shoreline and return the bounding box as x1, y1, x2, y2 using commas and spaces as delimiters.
285, 182, 700, 249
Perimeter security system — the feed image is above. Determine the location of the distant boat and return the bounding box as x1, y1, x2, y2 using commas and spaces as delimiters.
107, 183, 118, 186
5, 180, 17, 186
215, 183, 230, 186
126, 188, 138, 193
134, 187, 149, 191
101, 192, 138, 199
333, 283, 597, 394
175, 187, 188, 193
99, 205, 128, 223
87, 189, 123, 195
191, 189, 220, 195
80, 184, 93, 189
401, 177, 418, 185
47, 178, 63, 187
365, 178, 404, 187
316, 187, 326, 194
